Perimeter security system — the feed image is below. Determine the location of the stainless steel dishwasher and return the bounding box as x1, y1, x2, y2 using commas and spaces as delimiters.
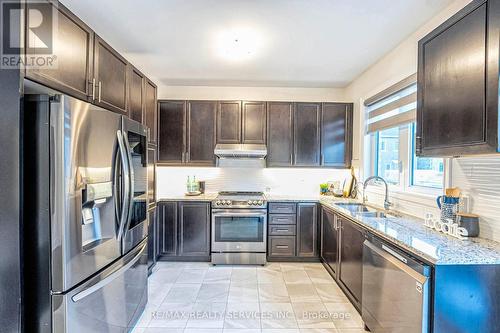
362, 235, 431, 333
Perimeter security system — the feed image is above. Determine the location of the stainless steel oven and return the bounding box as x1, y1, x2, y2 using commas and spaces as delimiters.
212, 209, 267, 252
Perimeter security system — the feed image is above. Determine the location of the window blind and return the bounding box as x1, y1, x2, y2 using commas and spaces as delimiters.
365, 73, 417, 134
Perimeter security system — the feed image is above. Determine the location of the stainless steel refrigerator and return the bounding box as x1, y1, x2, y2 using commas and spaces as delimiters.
22, 90, 149, 332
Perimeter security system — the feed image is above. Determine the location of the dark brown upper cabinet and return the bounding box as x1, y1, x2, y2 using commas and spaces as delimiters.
93, 35, 128, 114
128, 65, 144, 123
25, 2, 94, 102
242, 101, 267, 144
157, 100, 216, 166
294, 102, 321, 166
144, 79, 158, 145
417, 0, 500, 156
186, 101, 217, 165
158, 100, 186, 164
267, 102, 294, 167
321, 103, 353, 167
217, 101, 242, 144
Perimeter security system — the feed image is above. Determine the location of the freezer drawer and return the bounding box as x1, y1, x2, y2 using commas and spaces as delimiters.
362, 238, 431, 333
53, 239, 148, 333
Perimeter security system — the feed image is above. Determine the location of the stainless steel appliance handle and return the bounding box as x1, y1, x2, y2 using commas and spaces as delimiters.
98, 81, 102, 103
364, 240, 427, 283
116, 130, 130, 240
71, 242, 146, 302
213, 213, 266, 217
122, 133, 135, 236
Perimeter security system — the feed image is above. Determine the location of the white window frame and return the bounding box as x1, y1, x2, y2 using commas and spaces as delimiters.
366, 123, 451, 201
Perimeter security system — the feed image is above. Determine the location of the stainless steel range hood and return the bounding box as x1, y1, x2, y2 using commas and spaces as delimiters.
214, 144, 267, 159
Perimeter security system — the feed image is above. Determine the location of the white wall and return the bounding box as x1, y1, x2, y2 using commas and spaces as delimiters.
157, 166, 351, 198
344, 0, 500, 242
158, 85, 347, 102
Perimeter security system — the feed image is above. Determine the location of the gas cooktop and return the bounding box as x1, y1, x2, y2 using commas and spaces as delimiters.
212, 191, 267, 209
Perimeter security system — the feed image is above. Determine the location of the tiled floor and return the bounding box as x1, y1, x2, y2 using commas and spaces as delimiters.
133, 262, 368, 333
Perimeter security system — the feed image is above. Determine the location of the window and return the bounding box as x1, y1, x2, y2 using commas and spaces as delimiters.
376, 127, 400, 185
410, 124, 444, 189
365, 74, 445, 195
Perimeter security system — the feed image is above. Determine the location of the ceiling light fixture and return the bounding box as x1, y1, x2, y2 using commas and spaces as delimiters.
215, 28, 260, 61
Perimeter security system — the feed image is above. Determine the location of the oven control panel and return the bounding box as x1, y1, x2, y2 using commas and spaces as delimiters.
212, 199, 266, 209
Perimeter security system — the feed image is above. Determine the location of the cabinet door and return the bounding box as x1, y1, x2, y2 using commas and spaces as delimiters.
158, 101, 186, 164
339, 217, 364, 306
217, 101, 241, 144
296, 203, 318, 257
321, 103, 353, 167
187, 101, 216, 165
158, 202, 177, 256
144, 79, 158, 145
417, 1, 497, 156
178, 202, 210, 257
242, 101, 267, 144
128, 65, 144, 123
93, 35, 128, 113
25, 2, 93, 101
267, 102, 293, 166
321, 209, 339, 277
147, 208, 157, 270
147, 147, 156, 209
294, 103, 321, 166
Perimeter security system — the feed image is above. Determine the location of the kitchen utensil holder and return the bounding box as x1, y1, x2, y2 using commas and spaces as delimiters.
440, 202, 459, 224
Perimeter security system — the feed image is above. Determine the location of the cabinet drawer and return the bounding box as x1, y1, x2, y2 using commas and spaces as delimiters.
269, 214, 296, 225
269, 225, 296, 236
269, 203, 296, 214
269, 236, 296, 256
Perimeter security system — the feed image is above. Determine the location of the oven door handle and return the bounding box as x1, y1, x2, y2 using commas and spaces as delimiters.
213, 212, 267, 218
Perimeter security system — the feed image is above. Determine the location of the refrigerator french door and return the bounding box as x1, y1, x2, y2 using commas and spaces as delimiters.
22, 91, 148, 333
121, 118, 148, 254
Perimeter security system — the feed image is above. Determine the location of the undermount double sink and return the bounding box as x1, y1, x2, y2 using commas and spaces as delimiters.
334, 202, 398, 219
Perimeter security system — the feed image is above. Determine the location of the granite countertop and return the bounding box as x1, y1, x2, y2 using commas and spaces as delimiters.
319, 197, 500, 266
156, 193, 500, 265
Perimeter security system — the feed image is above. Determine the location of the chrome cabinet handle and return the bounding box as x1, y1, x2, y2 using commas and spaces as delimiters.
275, 229, 289, 232
276, 245, 289, 249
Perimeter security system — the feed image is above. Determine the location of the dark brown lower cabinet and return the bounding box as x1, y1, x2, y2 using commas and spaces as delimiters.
158, 202, 178, 256
158, 201, 211, 261
296, 203, 318, 257
267, 202, 318, 261
338, 216, 365, 309
147, 207, 158, 273
320, 208, 339, 278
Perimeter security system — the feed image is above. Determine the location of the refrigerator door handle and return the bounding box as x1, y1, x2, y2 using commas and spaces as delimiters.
116, 130, 131, 241
71, 241, 146, 303
123, 134, 135, 231
122, 133, 135, 235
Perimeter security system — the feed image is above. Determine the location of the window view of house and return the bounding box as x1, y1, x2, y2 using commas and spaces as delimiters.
376, 127, 400, 185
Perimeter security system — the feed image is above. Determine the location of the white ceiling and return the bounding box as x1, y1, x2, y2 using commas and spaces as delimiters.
62, 0, 453, 88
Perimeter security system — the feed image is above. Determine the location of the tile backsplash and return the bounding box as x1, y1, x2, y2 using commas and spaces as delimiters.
156, 167, 351, 198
